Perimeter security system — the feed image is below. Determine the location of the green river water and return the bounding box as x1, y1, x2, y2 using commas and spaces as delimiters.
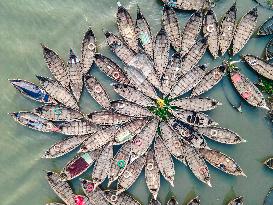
0, 0, 273, 204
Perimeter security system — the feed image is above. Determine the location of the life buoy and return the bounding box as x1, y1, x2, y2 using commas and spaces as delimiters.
113, 71, 120, 80
207, 24, 215, 33
213, 71, 221, 80
94, 85, 102, 93
111, 195, 118, 202
134, 138, 142, 146
117, 160, 126, 169
174, 141, 180, 148
199, 166, 207, 174
86, 183, 94, 192
210, 129, 218, 137
87, 43, 96, 51
123, 170, 132, 179
147, 163, 154, 171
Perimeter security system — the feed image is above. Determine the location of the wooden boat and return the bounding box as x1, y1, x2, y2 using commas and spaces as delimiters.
219, 3, 237, 55
42, 135, 89, 159
169, 119, 208, 149
195, 126, 246, 144
154, 136, 175, 186
191, 65, 226, 97
145, 150, 160, 200
258, 16, 273, 36
264, 157, 273, 170
108, 141, 132, 186
130, 119, 158, 162
67, 49, 83, 102
117, 154, 146, 194
58, 120, 98, 136
10, 111, 59, 133
87, 110, 131, 126
111, 100, 153, 118
94, 53, 129, 84
80, 179, 109, 205
171, 110, 218, 127
179, 38, 208, 77
161, 53, 181, 95
46, 171, 76, 205
85, 74, 111, 109
123, 65, 158, 99
148, 199, 162, 205
136, 6, 153, 59
41, 44, 70, 90
161, 0, 208, 11
153, 28, 170, 78
33, 105, 84, 122
170, 97, 221, 112
116, 3, 138, 53
203, 9, 219, 59
60, 149, 101, 181
36, 76, 79, 110
228, 196, 244, 205
170, 65, 207, 98
199, 148, 245, 176
112, 83, 155, 107
105, 31, 135, 65
230, 70, 268, 109
92, 143, 113, 188
104, 190, 141, 205
264, 188, 273, 205
243, 54, 273, 80
167, 196, 178, 205
162, 5, 181, 52
180, 10, 203, 57
9, 79, 56, 104
232, 7, 258, 56
265, 37, 273, 61
187, 196, 200, 205
80, 27, 96, 74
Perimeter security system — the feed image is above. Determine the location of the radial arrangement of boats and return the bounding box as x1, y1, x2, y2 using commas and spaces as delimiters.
8, 0, 273, 204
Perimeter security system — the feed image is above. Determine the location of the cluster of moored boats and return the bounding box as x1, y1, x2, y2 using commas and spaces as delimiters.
8, 0, 273, 204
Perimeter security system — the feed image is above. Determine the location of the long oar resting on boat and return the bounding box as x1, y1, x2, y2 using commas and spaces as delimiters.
104, 190, 141, 205
167, 196, 179, 205
257, 16, 273, 36
187, 196, 200, 205
264, 157, 273, 170
243, 55, 273, 81
9, 79, 57, 104
227, 196, 244, 205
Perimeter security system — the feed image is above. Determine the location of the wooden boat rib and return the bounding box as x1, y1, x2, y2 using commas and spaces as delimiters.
258, 16, 273, 36
199, 148, 246, 176
162, 5, 181, 52
170, 65, 207, 98
167, 196, 178, 205
130, 119, 158, 162
42, 135, 89, 159
203, 9, 219, 59
264, 157, 273, 170
58, 120, 98, 136
154, 136, 175, 186
227, 196, 244, 205
46, 171, 76, 205
191, 65, 226, 97
117, 154, 146, 194
232, 7, 258, 56
9, 79, 56, 104
161, 0, 208, 11
41, 44, 70, 90
33, 105, 84, 122
92, 143, 113, 188
36, 76, 79, 110
116, 4, 139, 53
87, 110, 132, 126
153, 28, 170, 78
180, 10, 203, 57
148, 199, 162, 205
67, 49, 83, 102
108, 141, 132, 186
60, 149, 101, 181
104, 190, 141, 205
219, 3, 237, 55
145, 149, 160, 200
195, 126, 246, 144
85, 74, 111, 109
265, 37, 273, 61
94, 53, 130, 84
80, 27, 96, 74
136, 6, 153, 59
171, 109, 218, 127
80, 179, 109, 205
187, 196, 200, 205
170, 97, 221, 112
10, 111, 60, 133
230, 70, 268, 110
243, 54, 273, 80
112, 83, 155, 107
